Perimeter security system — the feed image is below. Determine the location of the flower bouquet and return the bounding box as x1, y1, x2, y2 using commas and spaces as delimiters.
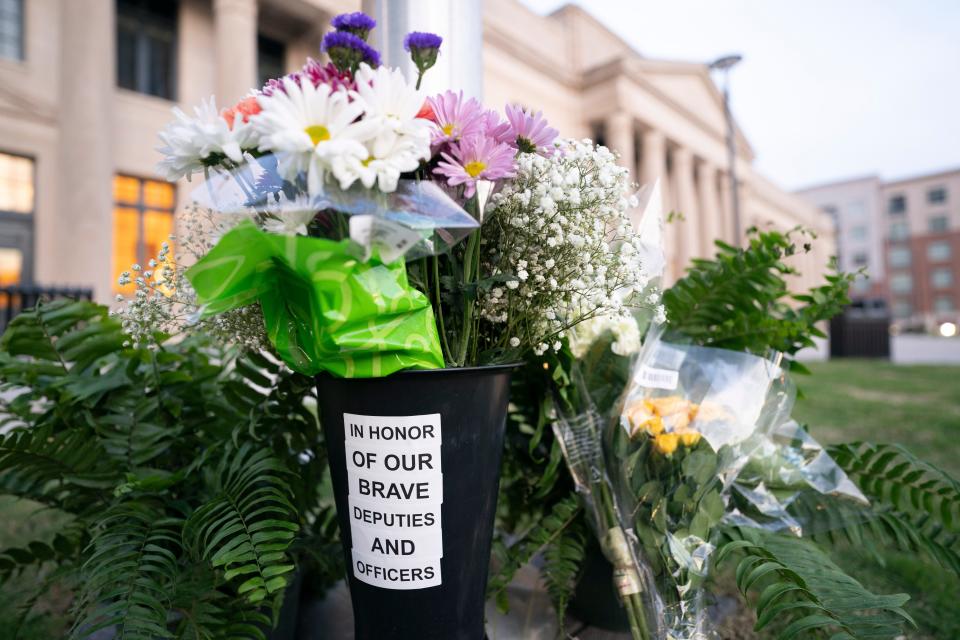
554, 310, 878, 640
131, 10, 658, 640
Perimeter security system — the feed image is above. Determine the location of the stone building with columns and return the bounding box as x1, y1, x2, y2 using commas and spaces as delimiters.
0, 0, 833, 302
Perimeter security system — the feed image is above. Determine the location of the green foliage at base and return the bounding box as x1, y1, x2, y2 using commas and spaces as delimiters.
0, 300, 341, 638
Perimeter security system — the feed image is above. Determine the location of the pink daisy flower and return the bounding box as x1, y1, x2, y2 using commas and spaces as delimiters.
482, 109, 511, 144
435, 135, 517, 198
427, 90, 486, 145
501, 104, 558, 155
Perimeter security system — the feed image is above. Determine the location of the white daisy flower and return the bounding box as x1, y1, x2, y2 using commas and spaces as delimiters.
156, 96, 244, 182
353, 63, 432, 157
252, 78, 375, 195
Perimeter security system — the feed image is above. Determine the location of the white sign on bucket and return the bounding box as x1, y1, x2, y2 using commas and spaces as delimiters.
344, 412, 443, 590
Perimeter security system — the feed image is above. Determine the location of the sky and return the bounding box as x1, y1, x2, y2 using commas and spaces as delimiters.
520, 0, 960, 191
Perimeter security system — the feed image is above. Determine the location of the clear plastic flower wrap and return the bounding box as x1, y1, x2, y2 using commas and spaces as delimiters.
604, 330, 869, 639
192, 153, 480, 263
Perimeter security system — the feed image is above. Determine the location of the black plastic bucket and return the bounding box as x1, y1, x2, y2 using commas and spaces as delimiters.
316, 365, 515, 640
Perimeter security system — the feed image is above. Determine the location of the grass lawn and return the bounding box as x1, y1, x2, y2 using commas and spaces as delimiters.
791, 359, 960, 639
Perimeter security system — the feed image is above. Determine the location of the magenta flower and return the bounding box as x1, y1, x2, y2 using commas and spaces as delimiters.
435, 135, 517, 198
427, 90, 486, 146
501, 104, 559, 154
261, 59, 356, 97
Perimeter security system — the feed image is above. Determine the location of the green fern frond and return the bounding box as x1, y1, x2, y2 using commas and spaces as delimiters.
0, 299, 125, 373
169, 565, 270, 640
718, 527, 913, 639
73, 503, 183, 640
487, 493, 582, 610
542, 517, 588, 625
184, 443, 299, 605
663, 228, 854, 361
829, 442, 960, 527
0, 427, 119, 508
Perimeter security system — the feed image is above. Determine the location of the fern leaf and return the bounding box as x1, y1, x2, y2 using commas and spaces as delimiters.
718, 527, 913, 639
542, 517, 588, 626
73, 503, 183, 640
487, 493, 582, 608
0, 426, 118, 509
184, 444, 299, 605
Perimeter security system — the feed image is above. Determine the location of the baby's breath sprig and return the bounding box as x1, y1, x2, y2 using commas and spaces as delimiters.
482, 138, 663, 356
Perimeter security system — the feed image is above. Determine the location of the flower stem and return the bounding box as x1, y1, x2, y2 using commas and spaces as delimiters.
457, 230, 479, 366
433, 255, 452, 364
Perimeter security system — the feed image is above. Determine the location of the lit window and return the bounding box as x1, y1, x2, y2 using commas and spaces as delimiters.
888, 246, 911, 268
850, 225, 868, 240
0, 0, 23, 61
932, 268, 953, 289
117, 0, 178, 100
0, 247, 21, 286
889, 222, 909, 240
928, 187, 947, 204
934, 296, 955, 313
888, 194, 906, 214
889, 273, 913, 294
112, 175, 176, 293
929, 215, 949, 233
892, 301, 912, 318
0, 151, 33, 213
928, 241, 952, 262
258, 34, 286, 88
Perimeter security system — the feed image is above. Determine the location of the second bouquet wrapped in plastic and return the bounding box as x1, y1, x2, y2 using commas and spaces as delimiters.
149, 10, 659, 640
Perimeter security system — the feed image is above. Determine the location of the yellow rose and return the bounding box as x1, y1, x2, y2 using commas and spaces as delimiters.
645, 415, 665, 436
678, 430, 701, 447
654, 432, 680, 455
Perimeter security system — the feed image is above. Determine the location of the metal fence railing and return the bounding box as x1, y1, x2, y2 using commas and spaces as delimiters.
1, 286, 95, 335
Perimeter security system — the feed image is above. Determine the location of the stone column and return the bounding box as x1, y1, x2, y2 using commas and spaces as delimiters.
639, 128, 672, 278
214, 0, 258, 106
603, 112, 635, 185
673, 146, 700, 270
696, 159, 722, 258
718, 171, 733, 244
58, 0, 115, 301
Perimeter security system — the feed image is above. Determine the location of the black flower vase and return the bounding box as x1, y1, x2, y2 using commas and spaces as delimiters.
315, 365, 514, 640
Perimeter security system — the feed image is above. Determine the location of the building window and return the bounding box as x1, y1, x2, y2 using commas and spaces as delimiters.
928, 241, 951, 262
850, 225, 868, 240
0, 0, 23, 61
0, 152, 33, 214
931, 268, 953, 289
889, 273, 913, 294
117, 0, 178, 100
892, 300, 912, 318
888, 194, 906, 214
928, 186, 947, 204
934, 296, 955, 313
851, 252, 869, 267
929, 215, 949, 233
888, 246, 911, 268
112, 175, 175, 293
258, 34, 285, 87
846, 200, 866, 218
889, 221, 909, 240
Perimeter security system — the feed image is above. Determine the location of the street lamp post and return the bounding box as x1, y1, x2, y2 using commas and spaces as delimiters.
709, 54, 743, 245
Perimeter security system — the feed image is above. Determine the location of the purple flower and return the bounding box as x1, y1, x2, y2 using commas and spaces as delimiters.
427, 91, 486, 146
404, 32, 443, 86
331, 12, 376, 40
322, 31, 381, 73
501, 104, 559, 155
404, 31, 443, 52
435, 135, 517, 198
